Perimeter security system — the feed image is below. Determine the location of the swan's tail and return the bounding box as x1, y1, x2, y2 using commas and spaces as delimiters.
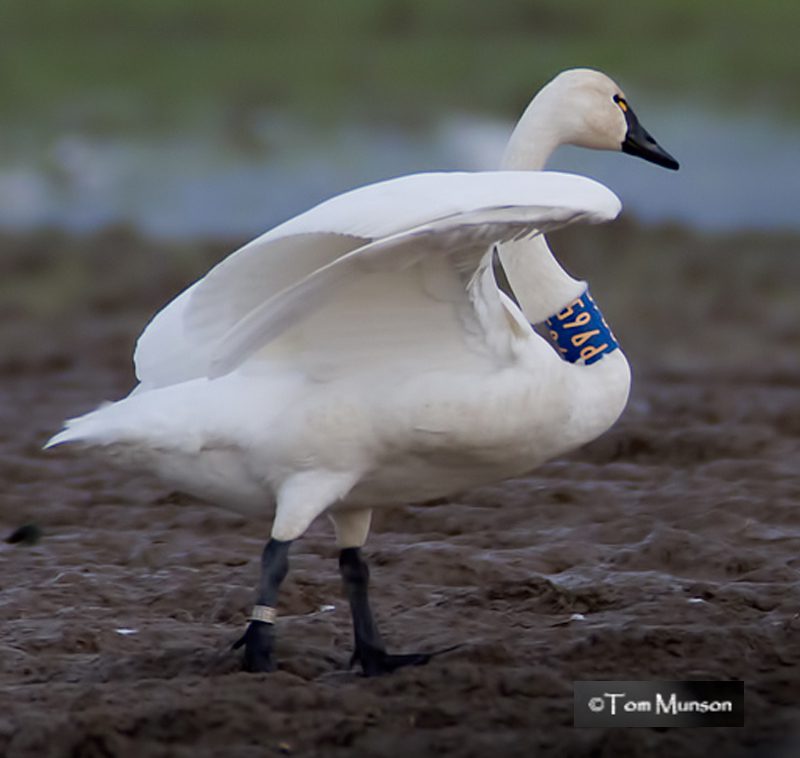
44, 376, 187, 452
43, 381, 278, 514
44, 426, 75, 449
44, 400, 129, 450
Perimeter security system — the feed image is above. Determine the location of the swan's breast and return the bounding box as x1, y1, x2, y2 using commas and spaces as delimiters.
349, 349, 630, 504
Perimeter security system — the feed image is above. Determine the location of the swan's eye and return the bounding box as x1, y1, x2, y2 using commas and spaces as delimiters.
613, 95, 628, 113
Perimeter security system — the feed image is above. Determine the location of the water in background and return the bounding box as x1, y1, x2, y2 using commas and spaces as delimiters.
1, 102, 798, 239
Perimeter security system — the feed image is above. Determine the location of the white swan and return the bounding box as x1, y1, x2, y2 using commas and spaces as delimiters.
47, 68, 678, 675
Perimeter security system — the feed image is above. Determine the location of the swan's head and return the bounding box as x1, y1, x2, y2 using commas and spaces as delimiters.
545, 68, 679, 170
505, 68, 679, 171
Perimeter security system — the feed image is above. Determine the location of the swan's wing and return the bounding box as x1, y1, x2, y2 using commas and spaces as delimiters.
206, 205, 577, 379
202, 172, 620, 379
133, 233, 362, 389
137, 170, 540, 388
134, 171, 620, 387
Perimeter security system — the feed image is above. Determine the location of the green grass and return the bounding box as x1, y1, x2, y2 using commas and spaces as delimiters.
2, 0, 799, 133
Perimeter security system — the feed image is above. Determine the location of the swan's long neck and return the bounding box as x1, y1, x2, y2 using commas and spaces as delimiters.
497, 86, 587, 323
501, 90, 564, 172
495, 236, 585, 325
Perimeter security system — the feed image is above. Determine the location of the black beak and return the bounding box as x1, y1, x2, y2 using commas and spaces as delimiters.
621, 105, 679, 171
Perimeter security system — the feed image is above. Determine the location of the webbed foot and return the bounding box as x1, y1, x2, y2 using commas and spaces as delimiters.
352, 641, 460, 677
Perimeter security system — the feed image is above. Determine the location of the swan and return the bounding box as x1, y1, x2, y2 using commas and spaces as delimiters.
46, 68, 678, 676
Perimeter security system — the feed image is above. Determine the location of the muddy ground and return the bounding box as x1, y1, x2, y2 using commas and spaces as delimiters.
1, 223, 799, 757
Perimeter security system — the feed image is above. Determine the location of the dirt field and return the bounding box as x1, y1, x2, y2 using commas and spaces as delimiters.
2, 224, 799, 757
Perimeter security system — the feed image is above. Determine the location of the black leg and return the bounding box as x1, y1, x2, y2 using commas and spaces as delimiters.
233, 538, 291, 672
339, 547, 438, 677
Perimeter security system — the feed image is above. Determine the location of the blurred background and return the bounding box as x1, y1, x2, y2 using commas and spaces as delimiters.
2, 0, 799, 375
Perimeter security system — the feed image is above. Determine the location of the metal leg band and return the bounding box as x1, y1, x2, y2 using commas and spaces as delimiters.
249, 605, 277, 624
